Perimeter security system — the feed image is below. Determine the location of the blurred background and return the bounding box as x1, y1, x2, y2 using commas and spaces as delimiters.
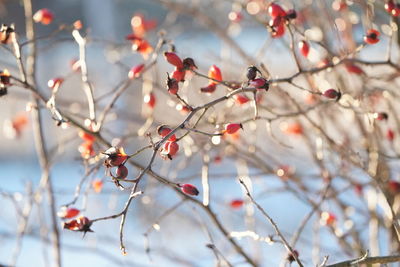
1, 0, 399, 267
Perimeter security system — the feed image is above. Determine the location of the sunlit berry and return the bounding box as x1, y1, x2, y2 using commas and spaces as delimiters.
57, 207, 80, 219
0, 24, 14, 44
208, 65, 222, 84
298, 40, 310, 57
320, 211, 336, 226
79, 130, 96, 142
33, 8, 54, 25
268, 3, 286, 18
393, 4, 400, 16
385, 1, 395, 14
79, 141, 95, 159
128, 64, 145, 79
92, 179, 103, 193
157, 125, 177, 141
176, 103, 191, 114
103, 147, 128, 167
144, 92, 156, 108
161, 141, 179, 160
48, 78, 64, 90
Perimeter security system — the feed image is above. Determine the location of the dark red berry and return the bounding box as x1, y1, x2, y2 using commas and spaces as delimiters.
180, 184, 199, 196
246, 66, 259, 81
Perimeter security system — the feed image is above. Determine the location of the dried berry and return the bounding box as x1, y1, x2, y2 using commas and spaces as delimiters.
166, 73, 179, 95
323, 89, 341, 100
182, 57, 197, 70
246, 66, 259, 81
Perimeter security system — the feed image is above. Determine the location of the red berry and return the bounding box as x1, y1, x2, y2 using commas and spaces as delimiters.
320, 212, 336, 226
33, 8, 54, 25
268, 3, 286, 18
57, 207, 80, 219
208, 65, 222, 84
48, 78, 64, 90
63, 216, 92, 233
104, 147, 128, 167
167, 141, 179, 157
298, 40, 310, 58
164, 52, 183, 69
345, 63, 364, 75
116, 165, 128, 179
166, 74, 179, 95
176, 103, 190, 114
180, 184, 199, 196
373, 112, 388, 121
128, 64, 145, 79
200, 83, 217, 93
271, 21, 285, 38
282, 123, 303, 135
144, 92, 156, 108
364, 29, 380, 45
78, 141, 95, 159
224, 123, 243, 134
171, 68, 185, 82
387, 129, 395, 141
269, 16, 283, 28
388, 180, 400, 194
393, 4, 400, 16
230, 199, 244, 209
161, 141, 179, 159
386, 1, 395, 14
78, 130, 96, 142
323, 89, 341, 100
157, 125, 177, 141
249, 78, 269, 90
332, 0, 347, 11
234, 94, 250, 105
